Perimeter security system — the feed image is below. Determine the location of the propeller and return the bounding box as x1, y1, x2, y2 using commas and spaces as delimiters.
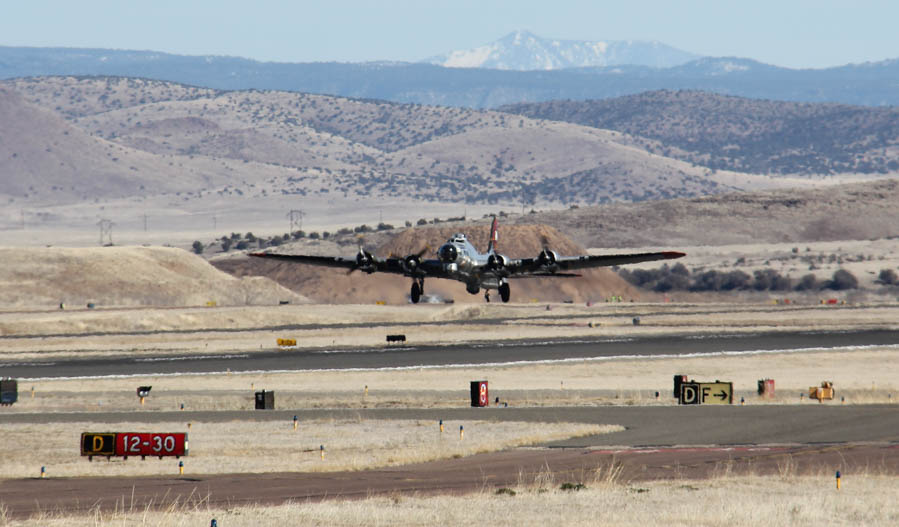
537, 234, 558, 266
349, 246, 376, 274
403, 246, 429, 273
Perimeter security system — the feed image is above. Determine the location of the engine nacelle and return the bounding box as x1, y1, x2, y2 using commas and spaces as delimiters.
487, 253, 508, 270
355, 250, 375, 272
438, 243, 458, 263
537, 249, 559, 267
403, 254, 421, 273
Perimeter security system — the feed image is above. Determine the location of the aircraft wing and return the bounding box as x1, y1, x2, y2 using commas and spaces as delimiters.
509, 251, 685, 276
249, 251, 447, 277
250, 252, 364, 269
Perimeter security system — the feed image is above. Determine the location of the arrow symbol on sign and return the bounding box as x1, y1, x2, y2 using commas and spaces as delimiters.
714, 390, 728, 400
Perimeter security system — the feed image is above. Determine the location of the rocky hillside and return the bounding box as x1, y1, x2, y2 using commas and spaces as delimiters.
500, 90, 899, 176
0, 84, 309, 203
2, 76, 745, 207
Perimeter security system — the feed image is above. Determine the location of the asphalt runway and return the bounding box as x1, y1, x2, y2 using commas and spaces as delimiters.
2, 328, 898, 518
4, 328, 899, 379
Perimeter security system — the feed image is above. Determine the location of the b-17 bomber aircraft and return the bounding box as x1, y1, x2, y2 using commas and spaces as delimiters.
251, 218, 685, 303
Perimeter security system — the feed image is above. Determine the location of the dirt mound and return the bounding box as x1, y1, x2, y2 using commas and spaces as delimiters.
216, 224, 644, 304
0, 246, 306, 308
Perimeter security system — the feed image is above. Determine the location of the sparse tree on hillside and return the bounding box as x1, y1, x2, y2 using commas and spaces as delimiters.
191, 240, 204, 254
221, 238, 232, 252
878, 268, 898, 285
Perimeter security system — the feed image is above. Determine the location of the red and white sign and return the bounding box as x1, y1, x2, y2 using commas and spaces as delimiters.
478, 381, 488, 406
115, 433, 188, 457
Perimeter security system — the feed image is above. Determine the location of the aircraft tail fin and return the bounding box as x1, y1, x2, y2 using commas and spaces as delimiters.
487, 216, 498, 254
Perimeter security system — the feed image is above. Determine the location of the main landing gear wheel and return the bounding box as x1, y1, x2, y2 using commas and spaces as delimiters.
499, 282, 510, 303
410, 279, 424, 304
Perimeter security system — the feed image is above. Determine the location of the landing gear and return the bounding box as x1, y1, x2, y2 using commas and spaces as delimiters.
410, 279, 424, 304
484, 291, 490, 302
499, 282, 510, 303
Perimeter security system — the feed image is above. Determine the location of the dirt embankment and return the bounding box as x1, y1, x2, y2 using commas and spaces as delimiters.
0, 246, 306, 308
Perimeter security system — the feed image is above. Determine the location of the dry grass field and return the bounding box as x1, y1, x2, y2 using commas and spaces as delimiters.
0, 420, 615, 479
6, 472, 897, 526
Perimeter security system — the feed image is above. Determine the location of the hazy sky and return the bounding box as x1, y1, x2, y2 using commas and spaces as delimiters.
3, 0, 896, 68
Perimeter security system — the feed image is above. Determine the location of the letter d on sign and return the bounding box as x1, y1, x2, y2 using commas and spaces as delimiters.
680, 383, 700, 405
93, 435, 104, 452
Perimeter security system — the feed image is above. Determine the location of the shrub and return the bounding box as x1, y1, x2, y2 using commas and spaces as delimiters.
828, 269, 858, 290
795, 274, 818, 291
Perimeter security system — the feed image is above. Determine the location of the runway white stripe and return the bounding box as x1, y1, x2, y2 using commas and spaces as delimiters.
16, 343, 899, 382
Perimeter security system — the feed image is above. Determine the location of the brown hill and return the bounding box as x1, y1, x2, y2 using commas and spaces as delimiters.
0, 86, 161, 200
508, 178, 899, 248
3, 76, 756, 207
214, 224, 643, 304
499, 90, 899, 176
0, 84, 311, 205
0, 246, 306, 308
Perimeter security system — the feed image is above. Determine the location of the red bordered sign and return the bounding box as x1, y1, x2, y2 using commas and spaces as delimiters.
117, 432, 188, 457
82, 432, 188, 458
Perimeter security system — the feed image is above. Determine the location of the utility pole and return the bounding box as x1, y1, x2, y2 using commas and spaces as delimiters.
213, 214, 217, 230
287, 209, 304, 235
143, 213, 147, 232
97, 219, 113, 246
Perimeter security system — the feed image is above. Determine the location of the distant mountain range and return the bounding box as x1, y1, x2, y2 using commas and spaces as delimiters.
423, 30, 699, 70
2, 45, 899, 107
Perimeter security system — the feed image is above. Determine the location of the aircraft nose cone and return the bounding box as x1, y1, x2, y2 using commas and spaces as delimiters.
438, 244, 458, 263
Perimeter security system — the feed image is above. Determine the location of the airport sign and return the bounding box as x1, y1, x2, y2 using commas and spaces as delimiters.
679, 381, 733, 405
81, 432, 188, 458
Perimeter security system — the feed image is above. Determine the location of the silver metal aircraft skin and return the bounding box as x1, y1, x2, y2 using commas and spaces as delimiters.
251, 217, 685, 303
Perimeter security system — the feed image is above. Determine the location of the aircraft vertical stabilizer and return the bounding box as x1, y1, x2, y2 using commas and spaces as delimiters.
487, 216, 498, 254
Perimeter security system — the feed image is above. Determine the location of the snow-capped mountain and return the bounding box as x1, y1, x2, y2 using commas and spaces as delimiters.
423, 30, 700, 70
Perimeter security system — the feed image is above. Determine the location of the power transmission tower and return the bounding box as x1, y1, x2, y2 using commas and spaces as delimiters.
97, 219, 114, 246
287, 209, 304, 235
